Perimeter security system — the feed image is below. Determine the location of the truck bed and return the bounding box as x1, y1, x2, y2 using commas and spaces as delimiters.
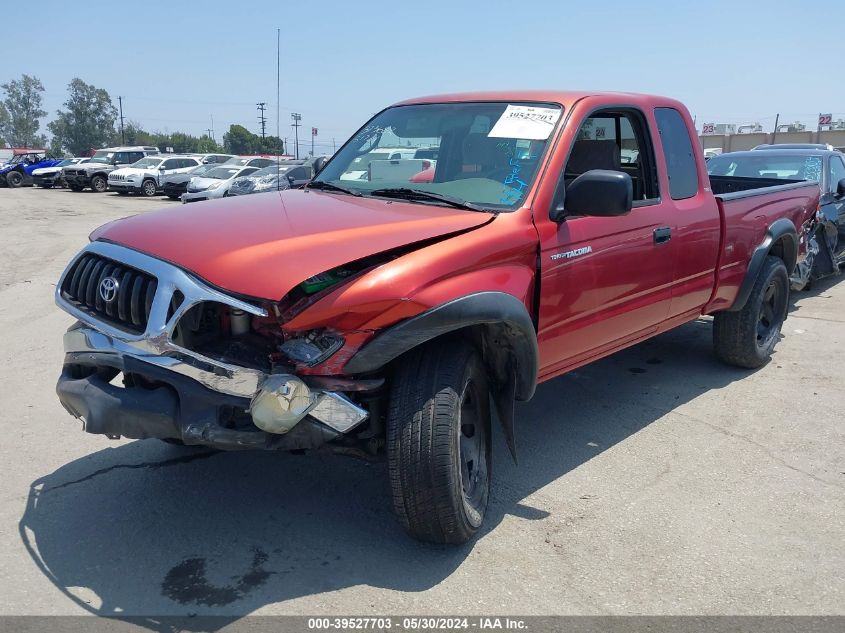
709, 174, 804, 197
706, 178, 819, 312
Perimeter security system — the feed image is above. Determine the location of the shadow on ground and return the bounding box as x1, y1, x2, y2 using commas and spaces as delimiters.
18, 316, 779, 630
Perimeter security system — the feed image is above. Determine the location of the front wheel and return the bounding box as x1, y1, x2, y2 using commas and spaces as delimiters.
6, 171, 23, 187
141, 179, 157, 197
713, 255, 789, 368
387, 338, 491, 544
91, 175, 107, 193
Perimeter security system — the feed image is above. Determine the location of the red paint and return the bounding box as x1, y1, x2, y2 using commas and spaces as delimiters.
90, 90, 819, 380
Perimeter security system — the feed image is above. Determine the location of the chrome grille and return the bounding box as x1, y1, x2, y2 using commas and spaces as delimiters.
60, 254, 160, 333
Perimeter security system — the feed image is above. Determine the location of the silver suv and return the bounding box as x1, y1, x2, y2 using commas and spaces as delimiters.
63, 146, 160, 193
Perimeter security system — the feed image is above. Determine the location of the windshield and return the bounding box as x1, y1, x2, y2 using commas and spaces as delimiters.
189, 163, 217, 176
131, 157, 164, 169
89, 151, 115, 164
204, 167, 243, 179
707, 153, 823, 182
247, 165, 285, 178
313, 101, 562, 210
224, 157, 253, 166
56, 159, 73, 167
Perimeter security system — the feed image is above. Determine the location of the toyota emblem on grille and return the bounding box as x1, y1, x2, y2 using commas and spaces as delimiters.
99, 277, 119, 303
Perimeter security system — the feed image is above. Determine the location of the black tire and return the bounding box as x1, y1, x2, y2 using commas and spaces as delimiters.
91, 174, 107, 193
714, 255, 789, 369
387, 338, 491, 544
141, 179, 157, 197
6, 171, 23, 187
68, 184, 83, 192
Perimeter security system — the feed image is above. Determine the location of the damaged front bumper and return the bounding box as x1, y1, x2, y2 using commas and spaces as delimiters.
54, 241, 369, 451
58, 324, 369, 450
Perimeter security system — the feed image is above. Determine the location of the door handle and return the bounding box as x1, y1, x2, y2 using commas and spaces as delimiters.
653, 226, 671, 244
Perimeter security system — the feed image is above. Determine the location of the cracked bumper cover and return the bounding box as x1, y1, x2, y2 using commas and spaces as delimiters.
56, 350, 362, 451
54, 242, 369, 450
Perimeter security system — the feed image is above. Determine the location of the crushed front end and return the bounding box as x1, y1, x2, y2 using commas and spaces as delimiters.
55, 241, 380, 454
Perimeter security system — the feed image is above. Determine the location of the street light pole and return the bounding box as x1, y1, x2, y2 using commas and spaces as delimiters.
291, 113, 301, 159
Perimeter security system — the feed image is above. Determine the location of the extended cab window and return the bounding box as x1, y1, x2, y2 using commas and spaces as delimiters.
654, 107, 698, 200
562, 109, 659, 204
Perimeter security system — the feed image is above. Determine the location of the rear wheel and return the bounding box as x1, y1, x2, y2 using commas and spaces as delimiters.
387, 338, 491, 544
141, 179, 157, 197
714, 255, 789, 368
6, 171, 23, 187
91, 175, 107, 193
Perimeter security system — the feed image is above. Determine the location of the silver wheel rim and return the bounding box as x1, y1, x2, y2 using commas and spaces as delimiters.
458, 378, 487, 525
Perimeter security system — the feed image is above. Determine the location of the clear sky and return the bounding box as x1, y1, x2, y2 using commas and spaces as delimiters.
5, 0, 842, 153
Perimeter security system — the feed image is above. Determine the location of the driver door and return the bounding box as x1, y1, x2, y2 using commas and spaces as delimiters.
536, 107, 676, 377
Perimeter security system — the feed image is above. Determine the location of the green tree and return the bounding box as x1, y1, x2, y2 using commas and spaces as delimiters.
196, 134, 224, 153
0, 74, 47, 147
0, 102, 8, 146
258, 135, 285, 155
48, 78, 118, 156
223, 124, 259, 154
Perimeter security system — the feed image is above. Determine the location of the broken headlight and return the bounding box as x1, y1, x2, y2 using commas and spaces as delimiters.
279, 331, 344, 366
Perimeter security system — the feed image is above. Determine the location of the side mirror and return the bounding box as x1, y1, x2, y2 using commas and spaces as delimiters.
836, 177, 845, 198
551, 169, 633, 222
159, 165, 166, 171
287, 174, 296, 185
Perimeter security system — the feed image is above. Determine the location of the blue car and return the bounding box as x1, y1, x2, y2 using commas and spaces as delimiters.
0, 152, 63, 188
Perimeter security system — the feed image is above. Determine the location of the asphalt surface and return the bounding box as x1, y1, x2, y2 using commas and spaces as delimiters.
0, 186, 842, 622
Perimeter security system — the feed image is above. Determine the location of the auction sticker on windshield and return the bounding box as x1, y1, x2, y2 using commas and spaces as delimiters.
488, 105, 562, 140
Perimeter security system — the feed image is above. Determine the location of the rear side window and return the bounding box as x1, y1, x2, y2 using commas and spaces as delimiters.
828, 155, 845, 193
654, 107, 698, 200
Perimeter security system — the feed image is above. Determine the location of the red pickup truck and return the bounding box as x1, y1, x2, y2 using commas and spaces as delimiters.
55, 91, 819, 544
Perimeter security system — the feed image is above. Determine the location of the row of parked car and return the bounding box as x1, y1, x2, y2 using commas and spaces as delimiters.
0, 145, 329, 203
705, 143, 845, 287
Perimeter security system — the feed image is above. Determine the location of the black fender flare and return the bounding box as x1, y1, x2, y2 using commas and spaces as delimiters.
728, 218, 798, 312
344, 291, 539, 402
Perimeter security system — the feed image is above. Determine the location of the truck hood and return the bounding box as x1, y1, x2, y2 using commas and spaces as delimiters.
90, 189, 492, 300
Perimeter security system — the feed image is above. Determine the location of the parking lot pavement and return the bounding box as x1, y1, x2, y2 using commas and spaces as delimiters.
0, 186, 842, 620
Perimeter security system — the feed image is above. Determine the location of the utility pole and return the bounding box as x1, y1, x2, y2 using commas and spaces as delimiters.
257, 102, 267, 140
311, 126, 317, 157
118, 96, 125, 145
291, 113, 301, 159
772, 113, 780, 145
210, 114, 215, 142
332, 137, 336, 153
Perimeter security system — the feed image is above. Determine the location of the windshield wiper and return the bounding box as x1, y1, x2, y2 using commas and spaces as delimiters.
307, 181, 362, 196
368, 188, 488, 212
